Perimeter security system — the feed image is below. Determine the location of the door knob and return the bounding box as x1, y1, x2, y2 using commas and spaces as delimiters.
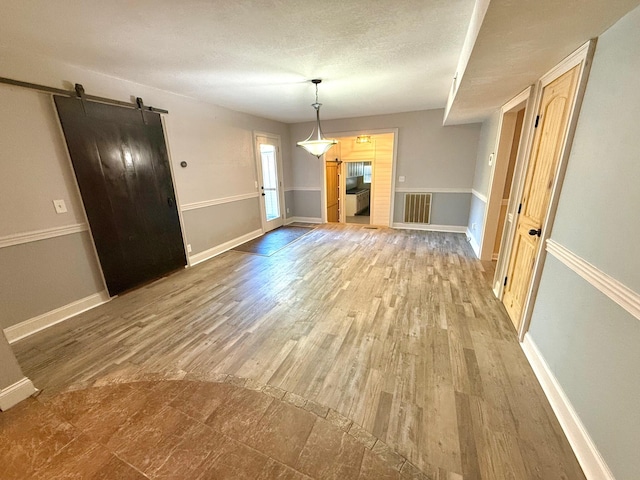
528, 228, 541, 237
261, 193, 266, 196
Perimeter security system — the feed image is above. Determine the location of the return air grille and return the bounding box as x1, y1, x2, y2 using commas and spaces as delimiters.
403, 193, 432, 224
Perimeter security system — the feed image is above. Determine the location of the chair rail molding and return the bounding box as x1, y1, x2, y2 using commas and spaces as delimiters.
0, 223, 88, 249
546, 239, 640, 321
471, 189, 488, 203
181, 192, 259, 212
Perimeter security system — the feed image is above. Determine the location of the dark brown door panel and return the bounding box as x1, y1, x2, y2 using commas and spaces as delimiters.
55, 96, 186, 296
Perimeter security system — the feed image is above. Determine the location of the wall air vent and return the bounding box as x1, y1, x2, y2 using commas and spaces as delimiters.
403, 193, 432, 224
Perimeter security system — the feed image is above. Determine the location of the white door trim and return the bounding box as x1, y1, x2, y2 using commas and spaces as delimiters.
323, 128, 398, 227
509, 39, 597, 340
487, 86, 536, 295
253, 131, 285, 233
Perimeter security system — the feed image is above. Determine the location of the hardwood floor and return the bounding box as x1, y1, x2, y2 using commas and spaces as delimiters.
11, 225, 585, 479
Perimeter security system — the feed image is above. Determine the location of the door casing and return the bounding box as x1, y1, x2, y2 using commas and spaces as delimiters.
254, 132, 285, 233
494, 39, 597, 340
321, 128, 398, 226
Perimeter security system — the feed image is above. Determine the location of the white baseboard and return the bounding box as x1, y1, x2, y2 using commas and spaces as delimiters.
392, 223, 467, 233
189, 229, 263, 266
466, 228, 481, 258
4, 290, 111, 344
285, 217, 322, 225
0, 377, 37, 411
521, 334, 614, 480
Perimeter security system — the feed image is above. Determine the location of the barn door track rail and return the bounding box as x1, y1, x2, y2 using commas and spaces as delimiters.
0, 76, 168, 114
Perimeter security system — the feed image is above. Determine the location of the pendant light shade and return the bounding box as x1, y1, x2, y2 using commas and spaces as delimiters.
297, 79, 337, 158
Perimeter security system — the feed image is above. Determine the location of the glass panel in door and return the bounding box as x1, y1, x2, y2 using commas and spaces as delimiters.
255, 135, 284, 233
260, 144, 280, 221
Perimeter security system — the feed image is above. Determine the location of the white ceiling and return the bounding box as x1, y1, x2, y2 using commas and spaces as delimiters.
0, 0, 475, 123
1, 1, 639, 125
445, 0, 640, 124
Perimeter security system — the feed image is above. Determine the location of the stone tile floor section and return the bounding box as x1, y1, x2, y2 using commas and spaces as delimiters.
0, 378, 434, 480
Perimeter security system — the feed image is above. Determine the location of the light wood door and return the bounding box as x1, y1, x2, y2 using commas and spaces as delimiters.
326, 160, 340, 222
503, 65, 581, 328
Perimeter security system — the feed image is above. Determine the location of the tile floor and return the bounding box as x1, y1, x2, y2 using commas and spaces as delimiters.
0, 379, 424, 479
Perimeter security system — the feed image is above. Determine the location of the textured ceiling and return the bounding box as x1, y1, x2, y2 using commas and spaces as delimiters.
2, 1, 638, 125
445, 0, 640, 124
0, 0, 475, 123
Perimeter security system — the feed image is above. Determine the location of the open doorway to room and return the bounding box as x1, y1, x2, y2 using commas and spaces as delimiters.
323, 132, 395, 226
344, 160, 371, 225
477, 87, 533, 282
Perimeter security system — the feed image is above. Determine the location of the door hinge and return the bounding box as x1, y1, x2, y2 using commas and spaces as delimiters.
504, 276, 508, 287
534, 115, 540, 128
518, 203, 522, 214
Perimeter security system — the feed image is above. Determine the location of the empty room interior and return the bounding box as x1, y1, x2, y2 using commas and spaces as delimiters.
1, 1, 639, 479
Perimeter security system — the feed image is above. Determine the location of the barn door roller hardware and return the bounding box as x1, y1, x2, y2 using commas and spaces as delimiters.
75, 83, 88, 115
136, 97, 148, 125
0, 76, 169, 114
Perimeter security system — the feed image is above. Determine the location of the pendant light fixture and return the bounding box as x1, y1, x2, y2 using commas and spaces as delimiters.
297, 79, 337, 158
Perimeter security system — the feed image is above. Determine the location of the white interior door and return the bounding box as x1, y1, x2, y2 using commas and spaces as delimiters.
255, 134, 284, 232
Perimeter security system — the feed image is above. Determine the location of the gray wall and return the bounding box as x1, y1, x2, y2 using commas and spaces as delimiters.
467, 110, 500, 248
0, 332, 25, 389
528, 6, 640, 479
289, 109, 482, 227
393, 192, 471, 226
284, 190, 295, 220
182, 198, 262, 255
0, 233, 104, 330
291, 190, 322, 219
0, 50, 290, 331
467, 193, 487, 246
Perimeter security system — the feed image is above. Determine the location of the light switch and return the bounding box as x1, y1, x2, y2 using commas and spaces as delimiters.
489, 153, 495, 166
53, 199, 67, 214
399, 176, 406, 183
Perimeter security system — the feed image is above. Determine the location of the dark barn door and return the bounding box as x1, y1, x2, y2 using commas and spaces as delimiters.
55, 96, 186, 296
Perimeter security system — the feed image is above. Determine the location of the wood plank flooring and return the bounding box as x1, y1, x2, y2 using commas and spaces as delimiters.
11, 225, 585, 479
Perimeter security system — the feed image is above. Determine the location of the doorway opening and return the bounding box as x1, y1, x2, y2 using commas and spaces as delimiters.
480, 90, 531, 268
344, 160, 371, 225
323, 132, 395, 226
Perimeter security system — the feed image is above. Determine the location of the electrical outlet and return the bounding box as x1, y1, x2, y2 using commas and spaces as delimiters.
286, 208, 290, 214
53, 199, 67, 214
472, 223, 477, 231
398, 176, 406, 183
187, 244, 192, 253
